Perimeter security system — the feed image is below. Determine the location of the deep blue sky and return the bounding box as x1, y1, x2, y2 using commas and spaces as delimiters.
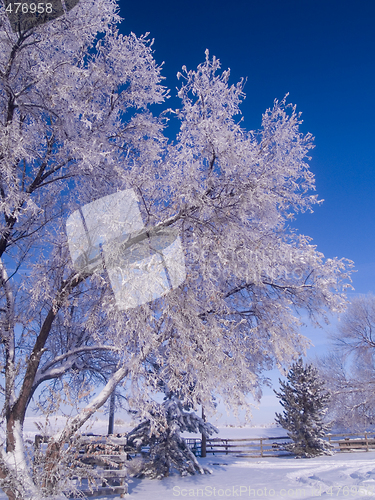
116, 0, 375, 424
118, 0, 375, 295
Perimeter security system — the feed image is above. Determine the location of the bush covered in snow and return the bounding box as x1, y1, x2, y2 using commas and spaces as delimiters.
274, 359, 332, 457
126, 397, 217, 478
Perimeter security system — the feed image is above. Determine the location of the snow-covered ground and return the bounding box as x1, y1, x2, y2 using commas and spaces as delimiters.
3, 419, 375, 499
123, 451, 375, 500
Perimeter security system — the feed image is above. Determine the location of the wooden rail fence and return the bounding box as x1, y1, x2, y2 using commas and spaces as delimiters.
34, 433, 135, 498
204, 436, 292, 458
327, 432, 375, 452
192, 432, 375, 458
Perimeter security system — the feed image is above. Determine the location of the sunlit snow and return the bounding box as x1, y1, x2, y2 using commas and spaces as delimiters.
7, 421, 375, 500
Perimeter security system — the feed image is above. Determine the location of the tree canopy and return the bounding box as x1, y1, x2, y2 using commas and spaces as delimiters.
317, 294, 375, 430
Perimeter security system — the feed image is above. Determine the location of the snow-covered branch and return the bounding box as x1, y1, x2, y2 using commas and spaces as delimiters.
54, 365, 129, 447
33, 345, 121, 390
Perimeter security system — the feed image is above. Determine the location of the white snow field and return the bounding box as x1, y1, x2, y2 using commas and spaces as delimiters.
3, 421, 375, 500
124, 452, 375, 500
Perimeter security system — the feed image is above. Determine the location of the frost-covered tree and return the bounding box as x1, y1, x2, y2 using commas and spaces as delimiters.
0, 0, 166, 497
316, 351, 375, 431
0, 0, 354, 497
317, 294, 375, 430
274, 359, 332, 457
126, 396, 217, 479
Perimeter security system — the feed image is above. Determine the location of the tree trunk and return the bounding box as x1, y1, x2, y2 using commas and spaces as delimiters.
0, 417, 40, 500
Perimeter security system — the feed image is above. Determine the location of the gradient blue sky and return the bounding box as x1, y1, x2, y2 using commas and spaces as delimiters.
116, 0, 375, 425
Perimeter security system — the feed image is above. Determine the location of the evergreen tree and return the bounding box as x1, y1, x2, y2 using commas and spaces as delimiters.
274, 359, 332, 457
126, 396, 217, 478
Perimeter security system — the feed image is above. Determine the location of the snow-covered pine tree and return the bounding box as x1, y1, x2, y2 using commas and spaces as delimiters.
274, 359, 332, 457
126, 396, 217, 479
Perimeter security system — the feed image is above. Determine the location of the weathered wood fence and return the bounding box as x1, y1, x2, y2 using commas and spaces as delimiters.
187, 432, 375, 458
34, 433, 135, 498
327, 432, 375, 452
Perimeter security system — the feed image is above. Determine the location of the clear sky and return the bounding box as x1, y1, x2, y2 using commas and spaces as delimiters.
115, 0, 375, 425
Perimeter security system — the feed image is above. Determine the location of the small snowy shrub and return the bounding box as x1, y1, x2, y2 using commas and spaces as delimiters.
126, 397, 217, 478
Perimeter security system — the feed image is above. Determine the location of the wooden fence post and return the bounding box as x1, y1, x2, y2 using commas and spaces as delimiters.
108, 390, 116, 435
201, 406, 206, 458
